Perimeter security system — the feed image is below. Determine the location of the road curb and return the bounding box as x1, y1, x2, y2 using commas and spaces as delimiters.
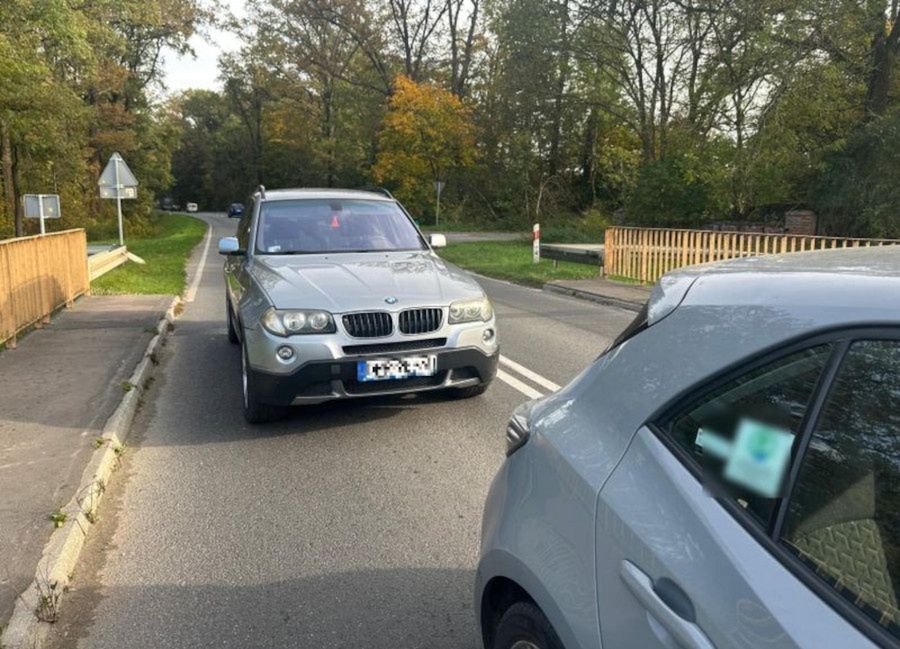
542, 282, 644, 312
0, 297, 182, 649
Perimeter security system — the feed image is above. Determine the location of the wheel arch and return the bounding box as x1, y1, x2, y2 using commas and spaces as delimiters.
477, 550, 584, 649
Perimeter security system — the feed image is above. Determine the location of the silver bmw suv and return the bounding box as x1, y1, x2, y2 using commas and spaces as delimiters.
218, 187, 498, 422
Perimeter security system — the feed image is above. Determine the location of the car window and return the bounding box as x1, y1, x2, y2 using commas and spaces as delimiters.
255, 199, 426, 254
781, 340, 900, 639
660, 345, 832, 527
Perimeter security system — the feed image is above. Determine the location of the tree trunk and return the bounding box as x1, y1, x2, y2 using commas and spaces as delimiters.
548, 0, 570, 176
864, 8, 899, 118
864, 34, 897, 117
322, 80, 336, 187
1, 119, 18, 236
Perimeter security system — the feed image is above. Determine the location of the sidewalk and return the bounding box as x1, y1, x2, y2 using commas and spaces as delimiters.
0, 295, 170, 625
544, 277, 652, 312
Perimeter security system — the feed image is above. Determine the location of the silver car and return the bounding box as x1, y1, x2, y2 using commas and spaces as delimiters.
476, 245, 900, 649
219, 187, 498, 422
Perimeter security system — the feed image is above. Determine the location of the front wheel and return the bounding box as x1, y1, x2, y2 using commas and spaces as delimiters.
241, 344, 286, 424
493, 602, 564, 649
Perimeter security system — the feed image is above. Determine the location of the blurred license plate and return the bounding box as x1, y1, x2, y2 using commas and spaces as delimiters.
357, 355, 437, 382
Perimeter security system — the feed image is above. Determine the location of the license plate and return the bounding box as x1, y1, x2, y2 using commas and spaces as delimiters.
357, 355, 437, 382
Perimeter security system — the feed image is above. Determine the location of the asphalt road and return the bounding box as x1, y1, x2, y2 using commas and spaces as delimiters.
48, 213, 636, 649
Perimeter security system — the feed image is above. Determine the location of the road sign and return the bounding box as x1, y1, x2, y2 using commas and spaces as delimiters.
23, 194, 61, 235
98, 152, 138, 246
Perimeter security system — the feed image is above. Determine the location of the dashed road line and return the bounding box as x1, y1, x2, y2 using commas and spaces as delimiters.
496, 368, 544, 399
499, 355, 561, 392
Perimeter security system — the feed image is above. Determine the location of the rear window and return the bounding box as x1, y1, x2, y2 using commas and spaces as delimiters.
255, 199, 426, 254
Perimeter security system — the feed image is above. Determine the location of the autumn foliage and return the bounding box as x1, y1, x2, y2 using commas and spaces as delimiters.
373, 76, 475, 218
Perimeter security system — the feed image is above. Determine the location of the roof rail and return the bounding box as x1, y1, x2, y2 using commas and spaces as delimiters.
357, 185, 394, 199
257, 184, 266, 199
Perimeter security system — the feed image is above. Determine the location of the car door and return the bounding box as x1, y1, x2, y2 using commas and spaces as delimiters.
594, 333, 898, 649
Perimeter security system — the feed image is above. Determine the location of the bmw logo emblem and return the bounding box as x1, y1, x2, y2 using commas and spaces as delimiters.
384, 296, 398, 304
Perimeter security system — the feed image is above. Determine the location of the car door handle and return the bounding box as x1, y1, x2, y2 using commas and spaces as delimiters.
620, 560, 716, 649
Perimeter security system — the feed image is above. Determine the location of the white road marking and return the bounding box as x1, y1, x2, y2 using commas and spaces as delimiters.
496, 368, 544, 400
185, 224, 212, 303
499, 355, 561, 392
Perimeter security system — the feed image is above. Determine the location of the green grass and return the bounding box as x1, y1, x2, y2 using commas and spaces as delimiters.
91, 213, 206, 295
438, 241, 600, 287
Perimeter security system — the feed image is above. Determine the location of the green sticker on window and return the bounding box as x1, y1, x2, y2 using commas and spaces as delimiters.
724, 419, 794, 498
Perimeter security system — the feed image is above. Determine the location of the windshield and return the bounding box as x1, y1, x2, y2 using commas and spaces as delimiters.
255, 198, 427, 254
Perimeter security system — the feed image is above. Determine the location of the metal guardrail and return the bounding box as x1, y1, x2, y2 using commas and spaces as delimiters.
540, 243, 604, 266
87, 245, 129, 280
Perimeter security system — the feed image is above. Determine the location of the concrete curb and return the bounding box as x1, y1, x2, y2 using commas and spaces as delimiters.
0, 297, 182, 649
542, 282, 645, 312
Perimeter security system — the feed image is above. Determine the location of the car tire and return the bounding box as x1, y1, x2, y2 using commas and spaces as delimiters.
226, 299, 239, 345
453, 381, 490, 399
241, 343, 286, 424
493, 602, 564, 649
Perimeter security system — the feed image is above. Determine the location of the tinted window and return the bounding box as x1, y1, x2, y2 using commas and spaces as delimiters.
781, 340, 900, 638
662, 346, 832, 527
255, 199, 426, 254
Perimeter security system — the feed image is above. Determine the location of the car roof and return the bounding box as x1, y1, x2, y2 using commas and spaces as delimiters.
259, 188, 394, 202
648, 245, 900, 324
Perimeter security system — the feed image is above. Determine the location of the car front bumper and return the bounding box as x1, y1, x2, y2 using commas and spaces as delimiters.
249, 345, 499, 405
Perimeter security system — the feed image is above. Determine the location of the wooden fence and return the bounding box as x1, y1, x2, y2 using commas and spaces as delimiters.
0, 229, 90, 347
604, 226, 900, 284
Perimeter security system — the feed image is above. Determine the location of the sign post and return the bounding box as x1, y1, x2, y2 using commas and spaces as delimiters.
23, 194, 61, 234
433, 180, 445, 227
98, 152, 138, 246
533, 223, 540, 264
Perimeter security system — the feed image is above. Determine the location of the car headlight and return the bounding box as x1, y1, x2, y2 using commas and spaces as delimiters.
448, 297, 493, 324
261, 308, 336, 336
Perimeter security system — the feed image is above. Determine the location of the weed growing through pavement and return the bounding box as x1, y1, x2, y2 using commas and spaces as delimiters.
49, 511, 66, 528
122, 381, 134, 392
33, 571, 61, 623
91, 437, 107, 449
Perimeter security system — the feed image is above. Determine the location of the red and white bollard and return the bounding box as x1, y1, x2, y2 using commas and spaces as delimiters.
532, 223, 540, 264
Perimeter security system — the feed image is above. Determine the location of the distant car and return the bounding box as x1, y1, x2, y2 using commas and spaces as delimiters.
227, 203, 244, 218
476, 246, 900, 649
218, 187, 498, 423
186, 202, 198, 213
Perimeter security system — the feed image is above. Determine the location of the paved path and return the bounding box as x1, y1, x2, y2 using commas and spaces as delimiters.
46, 214, 635, 649
545, 277, 651, 311
429, 231, 526, 243
0, 294, 171, 624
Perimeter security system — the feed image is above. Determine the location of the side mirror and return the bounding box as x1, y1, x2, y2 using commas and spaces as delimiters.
218, 236, 243, 256
429, 233, 447, 249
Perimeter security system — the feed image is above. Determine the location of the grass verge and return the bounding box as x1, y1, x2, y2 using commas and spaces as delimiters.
91, 213, 206, 295
439, 241, 599, 287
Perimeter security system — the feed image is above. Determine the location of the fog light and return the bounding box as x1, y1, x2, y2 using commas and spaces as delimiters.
482, 328, 495, 342
276, 346, 295, 362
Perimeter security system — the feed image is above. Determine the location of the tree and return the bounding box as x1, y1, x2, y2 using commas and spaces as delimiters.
372, 75, 475, 216
815, 108, 900, 237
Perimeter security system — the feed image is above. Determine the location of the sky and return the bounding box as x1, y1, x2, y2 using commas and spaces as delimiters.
160, 0, 245, 94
